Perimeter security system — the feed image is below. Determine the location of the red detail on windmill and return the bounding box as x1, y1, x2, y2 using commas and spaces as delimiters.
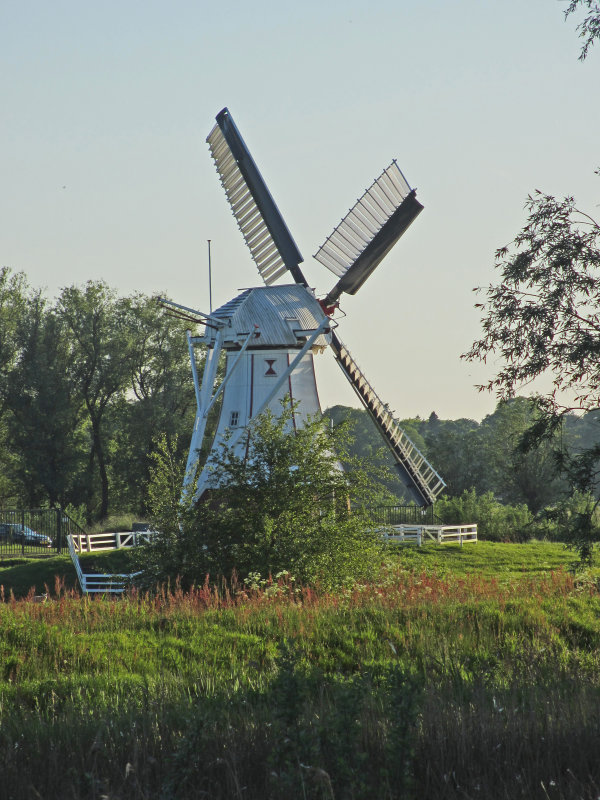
265, 359, 277, 376
318, 298, 339, 317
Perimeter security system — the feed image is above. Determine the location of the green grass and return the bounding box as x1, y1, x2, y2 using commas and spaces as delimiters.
0, 555, 77, 598
2, 541, 600, 798
0, 540, 588, 600
0, 548, 138, 599
78, 546, 137, 573
393, 539, 588, 579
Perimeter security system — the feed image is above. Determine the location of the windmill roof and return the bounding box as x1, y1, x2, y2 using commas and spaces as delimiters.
206, 285, 330, 348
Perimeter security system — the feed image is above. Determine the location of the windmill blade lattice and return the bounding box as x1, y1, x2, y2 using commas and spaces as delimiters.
316, 161, 423, 305
207, 108, 307, 287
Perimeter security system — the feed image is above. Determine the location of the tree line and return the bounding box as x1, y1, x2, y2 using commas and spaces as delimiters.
4, 264, 600, 529
328, 398, 600, 515
0, 268, 196, 520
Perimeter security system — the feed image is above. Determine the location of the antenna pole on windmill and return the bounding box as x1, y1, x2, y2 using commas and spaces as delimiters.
207, 239, 213, 313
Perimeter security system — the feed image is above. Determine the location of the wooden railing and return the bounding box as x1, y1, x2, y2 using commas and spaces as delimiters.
382, 523, 477, 546
70, 530, 155, 553
67, 534, 142, 594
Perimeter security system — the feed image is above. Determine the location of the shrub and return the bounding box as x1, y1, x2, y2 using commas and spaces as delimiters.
137, 402, 390, 590
436, 489, 534, 541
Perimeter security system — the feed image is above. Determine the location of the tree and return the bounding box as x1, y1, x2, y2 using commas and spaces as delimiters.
464, 184, 600, 557
464, 188, 600, 409
4, 292, 85, 507
0, 268, 29, 504
325, 405, 428, 501
137, 401, 390, 590
58, 281, 136, 520
477, 398, 566, 513
106, 294, 196, 512
463, 2, 600, 558
565, 0, 600, 60
418, 415, 483, 498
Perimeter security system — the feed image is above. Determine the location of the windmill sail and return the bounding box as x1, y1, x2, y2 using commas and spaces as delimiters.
207, 108, 307, 287
316, 162, 423, 306
330, 330, 445, 506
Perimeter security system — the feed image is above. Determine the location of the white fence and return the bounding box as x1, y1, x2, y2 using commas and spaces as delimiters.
383, 523, 477, 546
67, 522, 477, 595
70, 530, 155, 553
67, 534, 142, 594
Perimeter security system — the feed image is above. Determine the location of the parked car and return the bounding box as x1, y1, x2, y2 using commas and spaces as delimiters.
0, 523, 52, 548
0, 523, 14, 542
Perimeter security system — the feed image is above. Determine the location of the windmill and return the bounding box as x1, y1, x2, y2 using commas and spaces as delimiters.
172, 107, 445, 506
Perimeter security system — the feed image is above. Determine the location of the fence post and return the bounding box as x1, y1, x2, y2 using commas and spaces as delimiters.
21, 509, 25, 556
56, 508, 62, 554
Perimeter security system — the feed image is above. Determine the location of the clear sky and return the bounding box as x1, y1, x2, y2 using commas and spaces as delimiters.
2, 0, 598, 421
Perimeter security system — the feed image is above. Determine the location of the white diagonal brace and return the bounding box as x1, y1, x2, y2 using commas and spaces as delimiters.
202, 328, 258, 419
182, 328, 225, 498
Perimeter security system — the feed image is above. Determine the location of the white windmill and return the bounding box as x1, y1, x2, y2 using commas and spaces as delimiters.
165, 108, 445, 506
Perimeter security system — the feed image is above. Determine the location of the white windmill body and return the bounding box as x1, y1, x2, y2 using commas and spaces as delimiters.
185, 284, 329, 498
171, 107, 446, 507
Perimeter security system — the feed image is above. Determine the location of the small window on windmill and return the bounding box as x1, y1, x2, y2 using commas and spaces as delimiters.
230, 411, 239, 427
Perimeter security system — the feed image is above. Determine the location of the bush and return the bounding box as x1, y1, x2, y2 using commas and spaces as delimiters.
436, 489, 534, 541
137, 402, 391, 590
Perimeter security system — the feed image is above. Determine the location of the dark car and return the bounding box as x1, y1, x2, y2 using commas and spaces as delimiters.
0, 523, 52, 548
0, 523, 14, 542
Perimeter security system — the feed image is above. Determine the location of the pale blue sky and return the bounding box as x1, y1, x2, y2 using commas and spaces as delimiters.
2, 0, 598, 420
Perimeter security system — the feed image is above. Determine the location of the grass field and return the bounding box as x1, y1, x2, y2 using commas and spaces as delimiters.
1, 542, 600, 798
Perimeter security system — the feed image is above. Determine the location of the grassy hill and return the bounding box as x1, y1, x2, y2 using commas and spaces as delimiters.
1, 542, 599, 798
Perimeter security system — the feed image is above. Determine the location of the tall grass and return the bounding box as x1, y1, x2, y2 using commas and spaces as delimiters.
1, 554, 600, 798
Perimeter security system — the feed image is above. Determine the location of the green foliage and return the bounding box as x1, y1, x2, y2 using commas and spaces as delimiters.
325, 404, 412, 500
4, 293, 85, 506
463, 163, 600, 561
565, 0, 600, 59
327, 399, 572, 514
542, 491, 600, 564
436, 489, 534, 542
138, 402, 388, 590
464, 188, 600, 408
0, 269, 194, 519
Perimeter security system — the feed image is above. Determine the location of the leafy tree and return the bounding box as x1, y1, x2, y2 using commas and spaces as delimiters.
0, 268, 29, 504
0, 268, 29, 418
325, 405, 429, 501
419, 415, 482, 497
138, 401, 389, 590
565, 0, 600, 59
463, 181, 600, 557
58, 281, 136, 520
477, 398, 567, 513
4, 292, 85, 506
106, 295, 196, 512
464, 188, 600, 409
